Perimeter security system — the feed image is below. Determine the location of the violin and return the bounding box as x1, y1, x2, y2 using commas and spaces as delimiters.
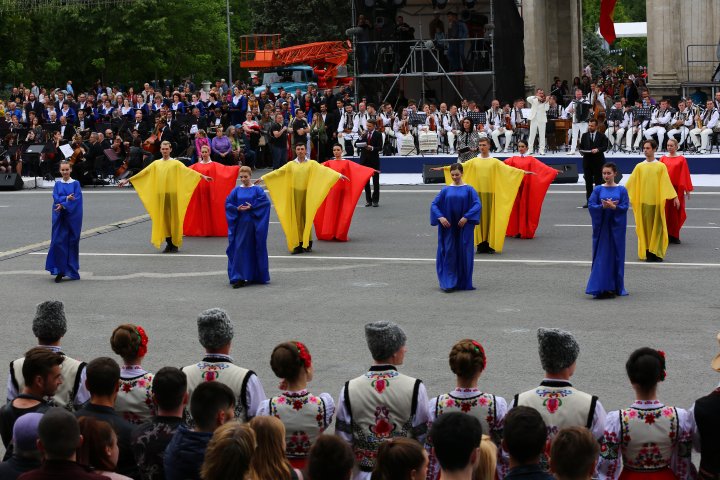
505, 114, 513, 130
429, 115, 437, 132
400, 120, 410, 135
69, 143, 85, 165
143, 120, 161, 154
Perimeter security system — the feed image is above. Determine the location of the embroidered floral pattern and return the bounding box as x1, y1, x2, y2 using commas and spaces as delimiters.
365, 370, 399, 394
620, 406, 679, 470
534, 388, 573, 414
286, 431, 311, 457
268, 391, 328, 458
351, 415, 413, 471
118, 372, 155, 424
197, 362, 229, 382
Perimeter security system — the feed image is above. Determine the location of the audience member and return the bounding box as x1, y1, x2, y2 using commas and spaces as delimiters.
74, 357, 136, 478
182, 308, 266, 426
305, 434, 354, 480
110, 324, 154, 424
164, 381, 236, 480
429, 412, 483, 480
199, 422, 256, 480
76, 416, 132, 479
474, 435, 498, 480
549, 427, 599, 480
370, 438, 427, 480
502, 407, 553, 480
131, 367, 188, 480
0, 413, 43, 480
248, 416, 303, 480
691, 332, 720, 480
17, 407, 108, 480
7, 300, 89, 409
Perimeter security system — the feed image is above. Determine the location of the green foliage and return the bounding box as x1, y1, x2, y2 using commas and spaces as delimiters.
252, 0, 351, 47
582, 0, 647, 73
5, 60, 24, 84
583, 30, 609, 76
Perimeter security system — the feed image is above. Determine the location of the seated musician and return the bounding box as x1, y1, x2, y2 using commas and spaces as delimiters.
74, 109, 94, 138
666, 100, 693, 149
442, 104, 462, 155
625, 101, 649, 152
643, 99, 672, 150
337, 103, 359, 155
605, 98, 625, 150
690, 100, 719, 154
418, 105, 439, 153
511, 99, 528, 144
394, 109, 415, 155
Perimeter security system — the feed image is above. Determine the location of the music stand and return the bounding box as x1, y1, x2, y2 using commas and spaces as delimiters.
635, 107, 652, 122
23, 144, 46, 187
467, 111, 482, 126
608, 109, 624, 123
408, 112, 427, 127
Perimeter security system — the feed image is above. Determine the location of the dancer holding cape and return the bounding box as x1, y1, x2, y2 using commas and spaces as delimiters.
659, 138, 693, 245
184, 145, 240, 237
434, 137, 526, 253
314, 144, 376, 241
256, 143, 347, 254
586, 162, 629, 299
119, 141, 212, 252
46, 161, 83, 282
226, 166, 271, 288
504, 140, 558, 239
430, 163, 481, 291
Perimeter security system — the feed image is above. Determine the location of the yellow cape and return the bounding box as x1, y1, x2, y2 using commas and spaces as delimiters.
444, 157, 524, 252
625, 160, 677, 259
262, 160, 340, 252
130, 159, 202, 249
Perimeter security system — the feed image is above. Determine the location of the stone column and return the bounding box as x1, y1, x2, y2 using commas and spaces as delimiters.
646, 0, 681, 96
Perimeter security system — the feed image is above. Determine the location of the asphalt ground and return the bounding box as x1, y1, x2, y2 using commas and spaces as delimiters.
1, 177, 719, 421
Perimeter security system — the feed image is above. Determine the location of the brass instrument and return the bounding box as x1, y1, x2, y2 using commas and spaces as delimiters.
671, 111, 687, 130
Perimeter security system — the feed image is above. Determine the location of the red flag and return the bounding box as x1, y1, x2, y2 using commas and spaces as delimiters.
600, 0, 618, 45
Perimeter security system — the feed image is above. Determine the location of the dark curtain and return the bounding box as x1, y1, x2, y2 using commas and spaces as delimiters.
493, 0, 525, 104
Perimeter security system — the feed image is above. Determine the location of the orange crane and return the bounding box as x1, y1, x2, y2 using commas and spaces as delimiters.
239, 34, 353, 90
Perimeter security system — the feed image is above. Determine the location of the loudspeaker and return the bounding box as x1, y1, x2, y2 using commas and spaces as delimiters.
551, 163, 579, 184
0, 173, 23, 191
422, 164, 447, 184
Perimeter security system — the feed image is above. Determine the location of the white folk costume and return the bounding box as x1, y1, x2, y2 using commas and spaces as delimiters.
336, 365, 429, 480
427, 388, 508, 479
690, 108, 719, 153
257, 390, 335, 468
644, 106, 673, 148
116, 365, 155, 424
667, 107, 694, 148
566, 97, 591, 154
598, 400, 696, 480
526, 95, 549, 154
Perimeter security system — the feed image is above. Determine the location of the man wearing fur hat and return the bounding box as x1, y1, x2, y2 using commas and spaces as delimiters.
6, 300, 89, 410
510, 328, 606, 469
690, 332, 720, 480
181, 308, 266, 426
335, 321, 430, 480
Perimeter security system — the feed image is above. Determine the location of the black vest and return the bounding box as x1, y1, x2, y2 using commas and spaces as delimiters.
695, 388, 720, 480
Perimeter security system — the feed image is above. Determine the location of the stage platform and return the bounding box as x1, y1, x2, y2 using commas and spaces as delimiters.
349, 151, 720, 175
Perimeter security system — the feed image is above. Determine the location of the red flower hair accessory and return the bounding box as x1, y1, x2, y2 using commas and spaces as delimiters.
136, 326, 149, 358
295, 341, 312, 369
657, 349, 666, 380
471, 340, 487, 369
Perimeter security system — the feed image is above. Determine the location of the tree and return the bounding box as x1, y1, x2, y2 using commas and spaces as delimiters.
251, 0, 350, 47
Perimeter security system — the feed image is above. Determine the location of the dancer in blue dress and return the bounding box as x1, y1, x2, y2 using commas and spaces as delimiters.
586, 162, 629, 299
225, 166, 271, 288
430, 163, 482, 292
46, 161, 83, 282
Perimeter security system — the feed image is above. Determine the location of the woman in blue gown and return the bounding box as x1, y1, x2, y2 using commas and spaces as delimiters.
46, 161, 83, 282
226, 166, 271, 288
586, 162, 629, 299
430, 163, 482, 291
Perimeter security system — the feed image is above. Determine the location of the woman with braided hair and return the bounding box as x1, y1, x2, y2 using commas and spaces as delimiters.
598, 348, 696, 480
255, 341, 334, 469
425, 339, 508, 480
110, 324, 155, 424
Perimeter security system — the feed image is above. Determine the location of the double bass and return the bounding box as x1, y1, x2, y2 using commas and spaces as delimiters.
143, 120, 161, 155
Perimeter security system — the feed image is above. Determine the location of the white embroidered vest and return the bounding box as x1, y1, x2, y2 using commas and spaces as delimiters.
620, 405, 679, 471
268, 391, 329, 459
11, 355, 85, 410
115, 372, 155, 424
182, 360, 251, 424
435, 391, 498, 441
516, 384, 596, 439
345, 367, 421, 472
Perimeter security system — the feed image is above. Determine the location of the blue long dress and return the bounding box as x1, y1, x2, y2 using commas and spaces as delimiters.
586, 185, 629, 297
225, 185, 271, 285
430, 184, 482, 291
46, 179, 83, 280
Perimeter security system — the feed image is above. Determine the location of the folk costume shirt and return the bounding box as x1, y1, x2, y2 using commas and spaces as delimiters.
129, 159, 202, 249
184, 162, 240, 237
625, 161, 677, 260
659, 155, 693, 240
225, 185, 271, 285
262, 159, 341, 252
314, 159, 375, 241
46, 178, 83, 280
503, 155, 558, 239
443, 158, 524, 252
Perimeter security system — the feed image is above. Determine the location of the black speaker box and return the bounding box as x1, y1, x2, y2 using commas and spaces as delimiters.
551, 163, 579, 184
0, 173, 23, 191
422, 164, 448, 184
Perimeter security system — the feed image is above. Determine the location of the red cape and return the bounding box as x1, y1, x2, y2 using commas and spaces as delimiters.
504, 155, 558, 238
660, 155, 693, 238
183, 162, 239, 236
313, 159, 375, 241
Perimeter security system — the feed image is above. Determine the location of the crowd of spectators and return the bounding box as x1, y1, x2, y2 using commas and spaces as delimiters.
0, 300, 717, 480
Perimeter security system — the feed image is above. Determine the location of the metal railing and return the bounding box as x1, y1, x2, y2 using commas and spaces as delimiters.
686, 44, 719, 83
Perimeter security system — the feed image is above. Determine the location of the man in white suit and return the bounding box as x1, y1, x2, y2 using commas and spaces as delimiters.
526, 89, 549, 155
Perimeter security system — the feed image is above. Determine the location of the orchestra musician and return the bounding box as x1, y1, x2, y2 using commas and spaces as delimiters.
605, 98, 625, 150
486, 100, 511, 152
443, 105, 462, 155
73, 109, 94, 139
526, 88, 549, 155
666, 100, 694, 149
337, 103, 359, 155
624, 102, 648, 152
689, 100, 719, 154
436, 103, 451, 151
394, 110, 415, 155
511, 99, 528, 145
643, 99, 672, 150
566, 88, 591, 154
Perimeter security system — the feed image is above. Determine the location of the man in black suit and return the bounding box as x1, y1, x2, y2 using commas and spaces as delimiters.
58, 116, 74, 141
579, 118, 608, 207
74, 109, 95, 138
358, 119, 383, 207
24, 93, 44, 119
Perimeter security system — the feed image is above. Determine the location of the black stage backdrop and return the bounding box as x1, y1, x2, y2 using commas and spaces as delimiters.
493, 0, 525, 103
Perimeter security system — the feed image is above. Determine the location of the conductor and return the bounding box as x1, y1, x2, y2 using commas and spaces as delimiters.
579, 118, 608, 207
